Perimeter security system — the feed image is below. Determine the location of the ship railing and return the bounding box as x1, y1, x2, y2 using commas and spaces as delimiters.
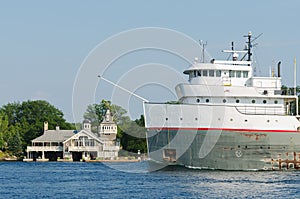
235, 105, 285, 115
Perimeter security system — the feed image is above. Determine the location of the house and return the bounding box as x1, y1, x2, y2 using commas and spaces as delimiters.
24, 110, 120, 161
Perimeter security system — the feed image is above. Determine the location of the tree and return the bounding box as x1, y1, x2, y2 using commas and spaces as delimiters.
0, 100, 74, 157
120, 115, 147, 153
0, 113, 9, 151
282, 85, 300, 95
84, 99, 130, 129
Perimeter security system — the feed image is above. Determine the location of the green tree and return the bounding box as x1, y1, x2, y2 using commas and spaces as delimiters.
0, 100, 74, 156
7, 125, 23, 157
0, 113, 9, 151
120, 115, 147, 153
84, 99, 130, 129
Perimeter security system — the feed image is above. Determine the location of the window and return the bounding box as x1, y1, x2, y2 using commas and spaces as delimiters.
243, 71, 248, 78
193, 70, 197, 77
223, 99, 226, 103
236, 99, 240, 103
196, 99, 200, 103
229, 70, 235, 78
263, 100, 267, 104
197, 70, 201, 76
236, 71, 241, 78
209, 70, 214, 77
206, 99, 209, 103
252, 100, 256, 103
216, 70, 222, 77
274, 100, 278, 104
202, 70, 208, 76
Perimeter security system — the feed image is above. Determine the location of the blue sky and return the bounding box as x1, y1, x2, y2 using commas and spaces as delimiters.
1, 1, 300, 122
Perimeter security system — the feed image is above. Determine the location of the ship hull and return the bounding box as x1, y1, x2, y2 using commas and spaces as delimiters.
147, 128, 300, 171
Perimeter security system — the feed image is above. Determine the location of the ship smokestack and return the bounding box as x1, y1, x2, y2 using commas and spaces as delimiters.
277, 61, 281, 77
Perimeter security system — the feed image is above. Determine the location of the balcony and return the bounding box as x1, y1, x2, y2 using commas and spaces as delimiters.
26, 146, 63, 152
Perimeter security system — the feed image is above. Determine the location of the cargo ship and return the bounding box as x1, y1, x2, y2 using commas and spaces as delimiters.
143, 32, 300, 170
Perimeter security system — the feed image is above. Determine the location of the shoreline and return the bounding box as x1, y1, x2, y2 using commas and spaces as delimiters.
19, 157, 144, 163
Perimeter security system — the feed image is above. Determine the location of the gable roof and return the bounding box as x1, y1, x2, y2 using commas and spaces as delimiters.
32, 130, 75, 142
63, 129, 104, 144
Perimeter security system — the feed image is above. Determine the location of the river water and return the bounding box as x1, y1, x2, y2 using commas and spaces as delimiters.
0, 161, 300, 198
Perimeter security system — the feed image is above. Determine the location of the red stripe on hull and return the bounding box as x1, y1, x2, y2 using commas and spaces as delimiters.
147, 127, 298, 133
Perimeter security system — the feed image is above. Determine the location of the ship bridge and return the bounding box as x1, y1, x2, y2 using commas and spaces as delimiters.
184, 59, 252, 87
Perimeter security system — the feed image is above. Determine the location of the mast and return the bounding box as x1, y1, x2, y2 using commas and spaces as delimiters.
246, 31, 252, 61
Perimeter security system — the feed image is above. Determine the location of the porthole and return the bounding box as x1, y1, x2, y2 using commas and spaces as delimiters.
195, 118, 198, 121
244, 119, 248, 122
180, 117, 183, 120
166, 118, 168, 121
263, 100, 267, 104
267, 120, 270, 123
223, 99, 226, 103
206, 99, 209, 103
252, 100, 256, 103
236, 99, 240, 103
230, 118, 233, 122
196, 99, 200, 103
274, 100, 278, 104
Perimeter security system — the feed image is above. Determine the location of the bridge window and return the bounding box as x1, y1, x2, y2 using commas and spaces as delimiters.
193, 70, 197, 77
216, 70, 222, 77
236, 71, 241, 78
197, 70, 201, 76
229, 70, 235, 78
202, 70, 208, 76
243, 71, 248, 78
209, 70, 214, 77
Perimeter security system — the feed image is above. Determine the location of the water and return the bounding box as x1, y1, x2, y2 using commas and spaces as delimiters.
1, 161, 300, 198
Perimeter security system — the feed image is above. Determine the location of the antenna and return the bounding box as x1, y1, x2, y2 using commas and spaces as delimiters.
241, 32, 263, 61
199, 40, 207, 63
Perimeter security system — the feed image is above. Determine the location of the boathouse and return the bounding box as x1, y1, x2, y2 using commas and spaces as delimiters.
24, 110, 120, 161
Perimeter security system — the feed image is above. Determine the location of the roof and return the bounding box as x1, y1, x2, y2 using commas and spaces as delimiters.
32, 130, 75, 142
63, 129, 104, 144
101, 109, 115, 124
